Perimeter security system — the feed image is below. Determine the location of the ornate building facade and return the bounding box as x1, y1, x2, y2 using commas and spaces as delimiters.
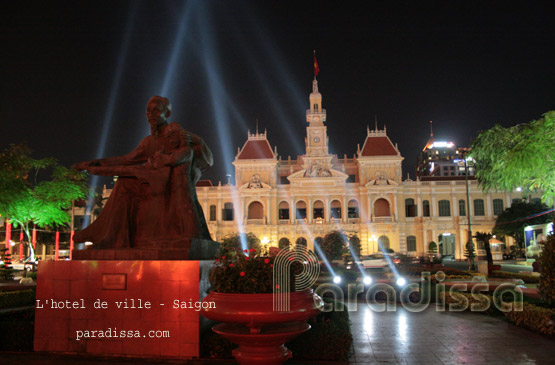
196, 77, 528, 259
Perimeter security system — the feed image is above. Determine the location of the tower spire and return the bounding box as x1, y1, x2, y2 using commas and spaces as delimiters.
429, 120, 434, 137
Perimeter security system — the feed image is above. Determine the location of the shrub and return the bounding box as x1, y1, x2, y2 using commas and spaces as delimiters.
504, 303, 555, 337
0, 289, 36, 309
287, 299, 352, 361
200, 299, 353, 361
0, 307, 35, 351
490, 270, 539, 284
537, 233, 555, 305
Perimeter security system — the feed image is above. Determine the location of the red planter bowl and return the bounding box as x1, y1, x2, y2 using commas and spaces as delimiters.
201, 289, 323, 331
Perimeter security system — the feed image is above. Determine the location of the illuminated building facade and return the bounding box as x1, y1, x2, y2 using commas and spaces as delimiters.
195, 76, 535, 259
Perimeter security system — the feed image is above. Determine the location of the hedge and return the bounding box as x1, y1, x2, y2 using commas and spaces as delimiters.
0, 289, 36, 309
200, 298, 352, 361
0, 307, 35, 351
287, 300, 352, 361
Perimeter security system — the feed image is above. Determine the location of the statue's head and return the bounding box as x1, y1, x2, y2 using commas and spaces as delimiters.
146, 96, 172, 135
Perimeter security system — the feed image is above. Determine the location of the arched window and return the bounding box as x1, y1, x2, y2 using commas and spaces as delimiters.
493, 199, 504, 216
405, 198, 416, 217
378, 235, 390, 252
209, 205, 216, 221
459, 199, 466, 216
313, 200, 324, 219
331, 200, 341, 219
474, 199, 485, 216
438, 200, 451, 217
278, 201, 290, 220
296, 201, 307, 219
423, 200, 430, 217
223, 202, 234, 221
247, 201, 264, 219
374, 199, 390, 217
407, 236, 417, 252
348, 200, 359, 218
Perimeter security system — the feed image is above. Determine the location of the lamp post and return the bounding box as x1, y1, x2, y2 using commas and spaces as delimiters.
456, 158, 475, 270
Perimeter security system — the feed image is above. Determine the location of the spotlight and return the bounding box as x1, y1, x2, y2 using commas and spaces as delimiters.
333, 276, 342, 284
396, 277, 407, 287
363, 276, 372, 285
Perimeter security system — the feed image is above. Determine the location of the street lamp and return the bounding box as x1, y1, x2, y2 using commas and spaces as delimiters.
455, 158, 475, 270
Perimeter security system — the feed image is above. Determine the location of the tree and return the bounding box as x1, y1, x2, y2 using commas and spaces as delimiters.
278, 237, 290, 250
537, 234, 555, 305
493, 201, 554, 249
348, 234, 361, 259
220, 232, 262, 258
469, 111, 555, 205
0, 144, 87, 261
320, 231, 346, 260
474, 232, 493, 265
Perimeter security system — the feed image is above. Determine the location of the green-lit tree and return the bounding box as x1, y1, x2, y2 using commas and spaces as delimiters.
469, 110, 555, 205
0, 144, 87, 261
492, 201, 554, 249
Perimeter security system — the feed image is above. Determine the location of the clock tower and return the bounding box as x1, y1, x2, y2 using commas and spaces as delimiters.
302, 76, 334, 177
305, 78, 329, 157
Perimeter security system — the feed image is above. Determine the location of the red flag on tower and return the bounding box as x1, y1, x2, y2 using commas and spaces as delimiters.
313, 50, 319, 77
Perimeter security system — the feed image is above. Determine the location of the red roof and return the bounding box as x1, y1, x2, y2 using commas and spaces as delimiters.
360, 136, 398, 156
237, 140, 274, 160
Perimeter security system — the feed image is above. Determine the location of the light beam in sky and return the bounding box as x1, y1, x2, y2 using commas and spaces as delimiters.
82, 3, 138, 229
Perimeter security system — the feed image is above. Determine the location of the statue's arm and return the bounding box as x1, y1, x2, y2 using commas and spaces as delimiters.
73, 138, 150, 171
188, 132, 213, 170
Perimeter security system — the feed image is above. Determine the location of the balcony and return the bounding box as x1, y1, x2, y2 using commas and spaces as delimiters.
306, 109, 327, 116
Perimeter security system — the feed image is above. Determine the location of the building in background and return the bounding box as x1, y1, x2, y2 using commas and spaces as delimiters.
416, 122, 474, 178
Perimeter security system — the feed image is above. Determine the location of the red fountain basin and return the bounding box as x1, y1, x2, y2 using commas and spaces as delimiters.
201, 289, 323, 331
213, 322, 310, 365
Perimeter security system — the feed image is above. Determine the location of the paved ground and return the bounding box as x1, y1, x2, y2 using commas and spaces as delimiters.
2, 302, 554, 364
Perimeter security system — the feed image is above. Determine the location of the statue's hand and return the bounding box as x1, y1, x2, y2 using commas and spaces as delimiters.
183, 131, 194, 144
73, 159, 101, 171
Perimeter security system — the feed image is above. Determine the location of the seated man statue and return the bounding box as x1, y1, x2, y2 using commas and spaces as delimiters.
73, 96, 213, 253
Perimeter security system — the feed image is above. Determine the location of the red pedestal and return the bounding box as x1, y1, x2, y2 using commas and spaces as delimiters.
34, 260, 210, 359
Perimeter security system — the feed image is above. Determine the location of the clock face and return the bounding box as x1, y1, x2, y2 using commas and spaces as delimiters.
313, 137, 320, 143
314, 116, 320, 122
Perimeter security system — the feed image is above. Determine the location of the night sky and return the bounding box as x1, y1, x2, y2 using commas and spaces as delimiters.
3, 1, 555, 184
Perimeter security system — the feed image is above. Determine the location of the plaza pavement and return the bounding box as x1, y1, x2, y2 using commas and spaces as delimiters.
1, 302, 554, 364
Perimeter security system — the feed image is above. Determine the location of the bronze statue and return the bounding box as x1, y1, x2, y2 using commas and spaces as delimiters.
73, 96, 214, 258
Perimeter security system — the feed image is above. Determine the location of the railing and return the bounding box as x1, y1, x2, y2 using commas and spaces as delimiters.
278, 219, 290, 225
306, 109, 327, 116
246, 219, 264, 225
374, 216, 392, 223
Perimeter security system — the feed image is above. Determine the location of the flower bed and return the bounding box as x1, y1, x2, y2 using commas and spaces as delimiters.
504, 303, 555, 337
